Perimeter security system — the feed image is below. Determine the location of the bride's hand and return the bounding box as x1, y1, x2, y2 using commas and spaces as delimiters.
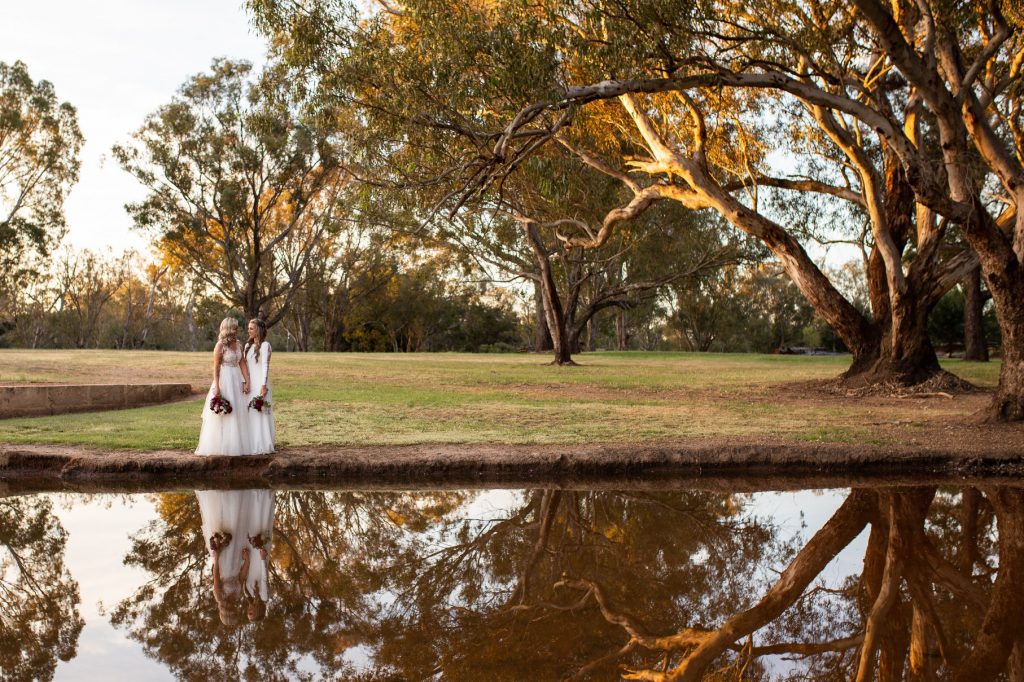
242, 380, 250, 394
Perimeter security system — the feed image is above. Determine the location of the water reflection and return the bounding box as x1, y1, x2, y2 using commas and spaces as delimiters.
196, 490, 275, 626
4, 484, 1023, 679
0, 496, 83, 682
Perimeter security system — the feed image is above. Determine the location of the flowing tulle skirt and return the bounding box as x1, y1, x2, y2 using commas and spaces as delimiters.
246, 356, 275, 455
196, 490, 248, 596
243, 490, 275, 600
195, 364, 253, 456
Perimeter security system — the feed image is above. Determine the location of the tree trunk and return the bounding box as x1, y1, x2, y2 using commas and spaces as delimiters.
989, 326, 1024, 421
980, 263, 1024, 421
585, 316, 595, 352
140, 266, 167, 349
615, 308, 628, 350
963, 265, 989, 361
185, 290, 198, 352
524, 224, 574, 365
845, 283, 945, 386
120, 277, 134, 349
533, 280, 553, 352
843, 157, 950, 387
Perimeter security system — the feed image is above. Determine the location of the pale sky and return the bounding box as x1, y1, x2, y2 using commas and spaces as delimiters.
0, 0, 270, 255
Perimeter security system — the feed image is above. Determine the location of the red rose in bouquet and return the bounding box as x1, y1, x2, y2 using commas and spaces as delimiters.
209, 393, 233, 415
248, 395, 272, 412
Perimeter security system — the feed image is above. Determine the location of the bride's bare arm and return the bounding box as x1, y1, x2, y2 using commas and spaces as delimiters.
212, 549, 225, 602
212, 341, 223, 393
239, 547, 252, 591
240, 354, 251, 394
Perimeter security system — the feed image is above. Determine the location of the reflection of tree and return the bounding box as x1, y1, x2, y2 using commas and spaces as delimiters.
111, 488, 790, 680
112, 485, 1024, 680
368, 489, 793, 681
111, 490, 471, 680
582, 487, 1024, 681
0, 496, 83, 682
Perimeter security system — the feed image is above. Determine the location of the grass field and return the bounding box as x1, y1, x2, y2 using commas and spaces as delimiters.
0, 349, 1002, 450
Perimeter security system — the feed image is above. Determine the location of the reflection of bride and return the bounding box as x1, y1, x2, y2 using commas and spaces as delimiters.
196, 489, 275, 625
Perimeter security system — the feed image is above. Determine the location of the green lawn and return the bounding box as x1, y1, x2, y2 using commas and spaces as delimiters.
0, 350, 1001, 450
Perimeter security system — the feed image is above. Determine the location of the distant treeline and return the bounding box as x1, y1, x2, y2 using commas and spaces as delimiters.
2, 241, 996, 355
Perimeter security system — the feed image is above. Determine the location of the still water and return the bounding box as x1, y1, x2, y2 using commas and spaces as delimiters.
1, 484, 1020, 680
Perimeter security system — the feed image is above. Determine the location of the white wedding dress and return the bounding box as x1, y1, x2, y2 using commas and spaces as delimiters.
196, 489, 276, 608
196, 489, 247, 600
245, 341, 276, 454
243, 489, 275, 601
196, 342, 253, 456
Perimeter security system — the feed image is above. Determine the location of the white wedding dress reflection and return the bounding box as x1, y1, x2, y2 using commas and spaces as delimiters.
196, 489, 275, 625
243, 489, 274, 617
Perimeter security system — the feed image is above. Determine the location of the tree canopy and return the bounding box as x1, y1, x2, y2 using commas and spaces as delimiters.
0, 60, 82, 291
249, 0, 1024, 419
114, 59, 353, 326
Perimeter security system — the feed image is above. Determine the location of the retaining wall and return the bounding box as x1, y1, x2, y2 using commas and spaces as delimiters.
0, 384, 194, 419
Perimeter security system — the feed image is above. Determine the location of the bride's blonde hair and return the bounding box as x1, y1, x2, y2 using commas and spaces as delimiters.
218, 318, 239, 346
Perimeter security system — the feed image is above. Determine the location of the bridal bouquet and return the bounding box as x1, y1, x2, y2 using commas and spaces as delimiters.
248, 395, 272, 412
209, 392, 233, 415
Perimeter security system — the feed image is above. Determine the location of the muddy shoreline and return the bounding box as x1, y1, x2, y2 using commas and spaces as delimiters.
2, 441, 1022, 494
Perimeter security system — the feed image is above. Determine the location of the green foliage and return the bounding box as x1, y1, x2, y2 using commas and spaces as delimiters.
113, 59, 348, 326
0, 61, 82, 316
929, 288, 965, 350
668, 263, 843, 353
928, 288, 1001, 353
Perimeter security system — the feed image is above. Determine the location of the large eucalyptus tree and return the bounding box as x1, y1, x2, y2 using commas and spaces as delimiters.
114, 59, 352, 326
251, 0, 1024, 420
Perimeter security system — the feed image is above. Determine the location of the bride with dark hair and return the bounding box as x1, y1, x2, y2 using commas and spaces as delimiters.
244, 315, 276, 454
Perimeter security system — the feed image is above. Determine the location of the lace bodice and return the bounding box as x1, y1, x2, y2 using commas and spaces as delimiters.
221, 343, 242, 367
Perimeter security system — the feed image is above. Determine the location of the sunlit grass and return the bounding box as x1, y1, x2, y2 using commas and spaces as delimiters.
0, 349, 1001, 450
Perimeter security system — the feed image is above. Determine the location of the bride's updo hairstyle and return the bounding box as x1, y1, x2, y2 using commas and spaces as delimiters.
245, 313, 268, 363
218, 317, 240, 346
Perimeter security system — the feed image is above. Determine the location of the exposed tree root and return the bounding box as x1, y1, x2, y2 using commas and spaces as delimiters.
829, 369, 979, 398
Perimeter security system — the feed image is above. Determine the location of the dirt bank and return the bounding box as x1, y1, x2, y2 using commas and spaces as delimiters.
2, 436, 1023, 494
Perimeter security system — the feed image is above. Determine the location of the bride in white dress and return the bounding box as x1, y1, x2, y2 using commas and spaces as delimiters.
196, 318, 253, 456
196, 489, 275, 625
241, 489, 275, 622
196, 489, 248, 625
244, 317, 276, 454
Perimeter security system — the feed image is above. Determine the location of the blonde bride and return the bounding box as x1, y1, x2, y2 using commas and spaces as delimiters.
195, 317, 253, 456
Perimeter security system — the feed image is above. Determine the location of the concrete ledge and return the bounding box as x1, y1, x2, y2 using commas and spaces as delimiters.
0, 383, 193, 419
1, 442, 1023, 494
